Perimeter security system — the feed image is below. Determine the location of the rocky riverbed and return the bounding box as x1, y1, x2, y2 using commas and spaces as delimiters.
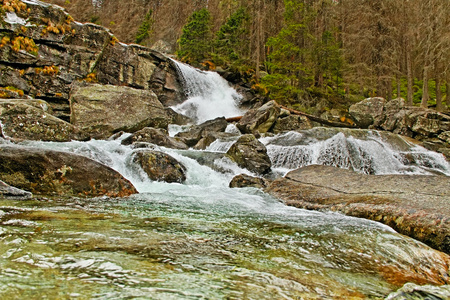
0, 0, 450, 287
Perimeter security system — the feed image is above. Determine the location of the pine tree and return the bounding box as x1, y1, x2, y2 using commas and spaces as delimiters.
135, 9, 154, 45
177, 8, 212, 65
262, 0, 313, 104
213, 7, 249, 66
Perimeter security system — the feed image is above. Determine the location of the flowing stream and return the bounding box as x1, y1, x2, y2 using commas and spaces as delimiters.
1, 63, 450, 299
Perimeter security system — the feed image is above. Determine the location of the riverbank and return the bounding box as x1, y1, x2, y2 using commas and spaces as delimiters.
265, 165, 450, 254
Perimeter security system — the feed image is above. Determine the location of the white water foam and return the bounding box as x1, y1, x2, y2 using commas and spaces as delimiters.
262, 130, 450, 176
171, 60, 243, 124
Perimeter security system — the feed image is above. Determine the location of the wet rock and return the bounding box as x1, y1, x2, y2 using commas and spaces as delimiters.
229, 174, 269, 189
226, 134, 271, 175
0, 180, 32, 200
70, 82, 170, 139
178, 150, 228, 173
0, 99, 87, 141
0, 66, 31, 93
439, 131, 450, 144
349, 97, 385, 128
132, 150, 186, 183
421, 138, 448, 153
380, 98, 406, 131
192, 132, 238, 150
386, 283, 450, 300
193, 134, 218, 150
165, 107, 191, 125
272, 115, 313, 133
237, 100, 280, 134
0, 1, 186, 118
266, 165, 450, 254
175, 117, 228, 147
0, 145, 137, 197
121, 127, 188, 150
96, 45, 184, 106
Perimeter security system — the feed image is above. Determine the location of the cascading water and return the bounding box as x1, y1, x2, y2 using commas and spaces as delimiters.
260, 129, 450, 176
2, 137, 449, 299
171, 60, 244, 123
1, 61, 450, 299
204, 128, 450, 177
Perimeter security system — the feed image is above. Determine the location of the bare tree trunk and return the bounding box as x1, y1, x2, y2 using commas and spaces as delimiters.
445, 79, 450, 109
255, 2, 261, 81
435, 73, 443, 112
406, 51, 413, 106
396, 74, 401, 99
387, 79, 392, 101
421, 66, 429, 108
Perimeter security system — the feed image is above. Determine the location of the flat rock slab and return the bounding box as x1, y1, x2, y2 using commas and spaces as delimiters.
265, 165, 450, 254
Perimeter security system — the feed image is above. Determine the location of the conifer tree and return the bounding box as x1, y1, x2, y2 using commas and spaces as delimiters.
135, 9, 154, 45
177, 8, 212, 65
213, 7, 249, 66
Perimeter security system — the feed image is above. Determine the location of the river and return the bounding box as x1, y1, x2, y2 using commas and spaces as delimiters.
0, 61, 449, 299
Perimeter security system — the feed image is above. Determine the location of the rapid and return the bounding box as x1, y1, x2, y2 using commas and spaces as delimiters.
0, 61, 449, 299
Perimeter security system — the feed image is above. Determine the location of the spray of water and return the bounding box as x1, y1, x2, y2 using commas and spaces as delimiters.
171, 60, 243, 124
260, 130, 450, 176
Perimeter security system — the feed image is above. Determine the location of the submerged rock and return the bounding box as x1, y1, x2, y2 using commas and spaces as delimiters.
226, 134, 271, 175
0, 145, 137, 197
0, 99, 87, 141
132, 150, 186, 183
266, 165, 450, 254
70, 82, 170, 139
0, 180, 32, 200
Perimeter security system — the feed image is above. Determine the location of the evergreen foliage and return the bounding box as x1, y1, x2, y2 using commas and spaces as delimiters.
262, 0, 343, 106
135, 9, 154, 45
213, 7, 249, 66
262, 0, 313, 104
177, 8, 212, 65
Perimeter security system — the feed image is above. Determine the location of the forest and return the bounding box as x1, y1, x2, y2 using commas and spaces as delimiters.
44, 0, 450, 114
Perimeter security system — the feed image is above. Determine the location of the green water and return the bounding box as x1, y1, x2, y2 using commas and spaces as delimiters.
1, 139, 449, 299
1, 190, 449, 299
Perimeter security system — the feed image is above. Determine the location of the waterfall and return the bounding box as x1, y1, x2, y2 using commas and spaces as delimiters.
260, 130, 450, 176
171, 60, 244, 123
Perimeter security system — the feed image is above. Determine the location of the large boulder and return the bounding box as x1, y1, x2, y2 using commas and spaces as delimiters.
70, 82, 170, 139
349, 97, 385, 128
121, 127, 188, 149
0, 145, 137, 197
132, 150, 186, 183
175, 117, 228, 147
226, 134, 271, 175
237, 100, 280, 134
266, 165, 450, 254
0, 99, 87, 141
272, 115, 313, 133
96, 45, 184, 107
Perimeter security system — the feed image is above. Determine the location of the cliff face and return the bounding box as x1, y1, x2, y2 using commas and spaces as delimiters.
0, 0, 185, 139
